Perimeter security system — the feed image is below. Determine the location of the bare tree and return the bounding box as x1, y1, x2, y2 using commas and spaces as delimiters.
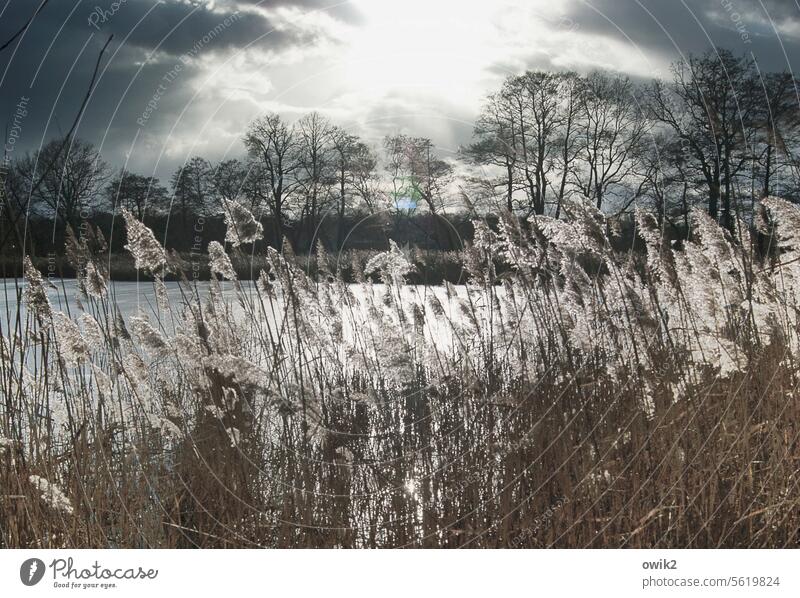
573, 72, 649, 211
385, 135, 453, 213
753, 71, 800, 201
465, 71, 588, 219
212, 158, 249, 209
171, 156, 212, 229
384, 134, 455, 248
460, 91, 520, 213
635, 131, 696, 230
514, 72, 564, 216
0, 31, 112, 256
647, 49, 758, 232
552, 72, 584, 218
331, 128, 376, 249
1, 159, 33, 254
17, 137, 109, 229
107, 169, 168, 220
243, 114, 299, 248
296, 112, 335, 250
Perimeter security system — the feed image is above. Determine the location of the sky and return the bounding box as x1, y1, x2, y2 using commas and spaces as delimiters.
1, 0, 799, 182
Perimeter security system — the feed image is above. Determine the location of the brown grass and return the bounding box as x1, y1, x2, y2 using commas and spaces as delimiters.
1, 202, 799, 548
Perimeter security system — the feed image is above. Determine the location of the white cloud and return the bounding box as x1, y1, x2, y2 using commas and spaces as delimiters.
128, 0, 684, 176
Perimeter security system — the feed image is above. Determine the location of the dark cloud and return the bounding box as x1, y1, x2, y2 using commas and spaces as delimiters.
2, 0, 797, 186
0, 0, 356, 179
235, 0, 366, 25
561, 0, 800, 71
0, 1, 294, 64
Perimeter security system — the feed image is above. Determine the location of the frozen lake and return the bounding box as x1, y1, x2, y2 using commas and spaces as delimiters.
0, 278, 490, 348
0, 278, 245, 324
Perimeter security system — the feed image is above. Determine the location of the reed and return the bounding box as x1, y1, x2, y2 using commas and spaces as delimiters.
1, 198, 799, 548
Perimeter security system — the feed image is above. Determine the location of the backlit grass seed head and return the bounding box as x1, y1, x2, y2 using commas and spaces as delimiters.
412, 303, 425, 328
428, 293, 446, 318
635, 208, 666, 279
52, 311, 89, 366
222, 199, 264, 247
173, 330, 205, 362
124, 353, 149, 385
23, 257, 52, 318
65, 226, 90, 272
223, 387, 239, 411
690, 209, 741, 279
762, 197, 800, 295
762, 197, 800, 254
79, 312, 104, 348
91, 364, 113, 397
205, 405, 225, 420
122, 208, 166, 273
472, 220, 497, 251
83, 260, 108, 298
130, 314, 168, 354
0, 437, 18, 454
365, 240, 414, 285
463, 245, 494, 284
208, 241, 238, 280
149, 414, 184, 440
204, 354, 266, 390
29, 475, 74, 515
155, 278, 170, 311
256, 269, 275, 297
114, 311, 131, 342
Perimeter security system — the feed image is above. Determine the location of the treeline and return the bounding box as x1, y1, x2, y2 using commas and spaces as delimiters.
1, 47, 798, 258
10, 211, 475, 257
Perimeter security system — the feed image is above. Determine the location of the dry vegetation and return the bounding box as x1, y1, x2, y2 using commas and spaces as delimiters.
2, 197, 800, 548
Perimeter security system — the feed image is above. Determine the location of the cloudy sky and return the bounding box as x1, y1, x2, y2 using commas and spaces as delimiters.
1, 0, 798, 181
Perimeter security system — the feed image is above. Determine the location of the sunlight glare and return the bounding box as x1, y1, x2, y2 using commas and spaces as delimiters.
344, 0, 495, 101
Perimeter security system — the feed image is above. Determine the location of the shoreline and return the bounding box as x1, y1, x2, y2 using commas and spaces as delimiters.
0, 250, 469, 284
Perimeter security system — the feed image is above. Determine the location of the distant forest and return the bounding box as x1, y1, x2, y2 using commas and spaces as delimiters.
1, 47, 798, 261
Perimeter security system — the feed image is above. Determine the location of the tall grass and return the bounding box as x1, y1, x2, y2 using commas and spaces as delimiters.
1, 198, 799, 548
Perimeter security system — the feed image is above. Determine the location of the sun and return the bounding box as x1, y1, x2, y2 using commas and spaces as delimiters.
342, 0, 496, 101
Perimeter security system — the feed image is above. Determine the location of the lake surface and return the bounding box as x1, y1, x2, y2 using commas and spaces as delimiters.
0, 278, 487, 360
0, 279, 245, 325
0, 278, 480, 317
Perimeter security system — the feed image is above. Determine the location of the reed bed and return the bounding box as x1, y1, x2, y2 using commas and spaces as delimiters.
1, 198, 799, 548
